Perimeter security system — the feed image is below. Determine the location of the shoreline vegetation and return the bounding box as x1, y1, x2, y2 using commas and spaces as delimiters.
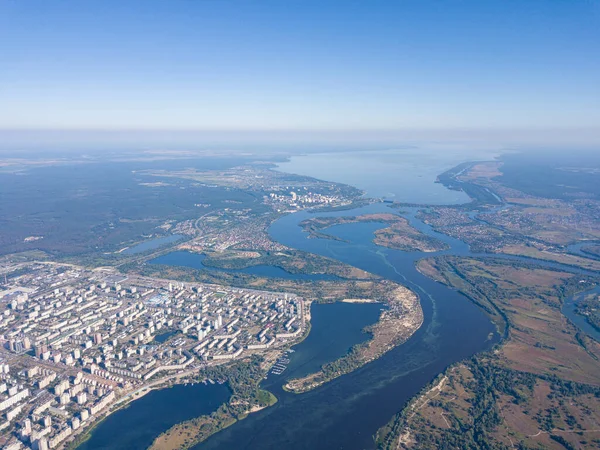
76, 157, 589, 449
76, 156, 600, 449
299, 213, 449, 253
189, 247, 375, 280
284, 285, 423, 394
149, 357, 277, 450
573, 290, 600, 333
127, 261, 395, 307
68, 366, 201, 449
139, 300, 317, 450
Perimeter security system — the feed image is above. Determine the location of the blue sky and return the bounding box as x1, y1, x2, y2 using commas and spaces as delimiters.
1, 0, 599, 133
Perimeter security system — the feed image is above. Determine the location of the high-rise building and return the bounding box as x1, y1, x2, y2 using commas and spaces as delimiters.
35, 344, 48, 358
32, 437, 49, 450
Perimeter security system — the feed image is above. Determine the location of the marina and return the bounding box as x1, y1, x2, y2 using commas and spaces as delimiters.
270, 354, 292, 375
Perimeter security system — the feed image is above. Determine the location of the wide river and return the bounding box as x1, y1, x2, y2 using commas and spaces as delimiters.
192, 152, 598, 449
85, 152, 598, 449
192, 201, 500, 450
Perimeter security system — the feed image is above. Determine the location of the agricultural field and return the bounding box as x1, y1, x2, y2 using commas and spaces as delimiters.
378, 256, 600, 449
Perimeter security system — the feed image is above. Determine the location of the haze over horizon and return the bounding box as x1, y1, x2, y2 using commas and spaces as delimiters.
1, 0, 600, 149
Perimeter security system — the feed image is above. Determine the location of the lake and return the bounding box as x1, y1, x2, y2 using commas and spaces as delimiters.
154, 330, 179, 344
97, 149, 597, 450
272, 301, 384, 382
194, 198, 598, 450
78, 382, 231, 450
149, 250, 340, 281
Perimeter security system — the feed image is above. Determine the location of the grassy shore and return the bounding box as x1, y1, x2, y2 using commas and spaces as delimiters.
377, 256, 600, 449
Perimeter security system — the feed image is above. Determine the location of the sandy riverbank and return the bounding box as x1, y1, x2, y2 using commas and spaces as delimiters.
342, 298, 377, 303
284, 284, 423, 393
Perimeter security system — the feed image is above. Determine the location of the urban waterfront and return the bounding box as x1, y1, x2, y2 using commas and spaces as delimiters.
82, 174, 599, 450
78, 382, 230, 450
84, 159, 504, 449
194, 199, 599, 450
80, 155, 599, 450
4, 3, 599, 447
78, 301, 383, 449
269, 302, 383, 382
191, 202, 500, 450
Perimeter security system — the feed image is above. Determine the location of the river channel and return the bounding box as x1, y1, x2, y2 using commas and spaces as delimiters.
85, 200, 600, 449
192, 202, 500, 450
191, 196, 600, 450
85, 164, 600, 449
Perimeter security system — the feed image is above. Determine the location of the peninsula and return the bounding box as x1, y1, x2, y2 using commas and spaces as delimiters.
284, 285, 423, 394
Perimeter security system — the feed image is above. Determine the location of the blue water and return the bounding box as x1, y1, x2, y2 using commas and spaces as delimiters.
275, 302, 383, 382
562, 286, 600, 342
80, 301, 383, 450
154, 330, 179, 343
193, 199, 600, 450
123, 234, 184, 254
150, 250, 340, 281
97, 151, 600, 450
193, 203, 500, 450
78, 382, 231, 450
566, 241, 600, 261
275, 148, 499, 204
104, 200, 599, 450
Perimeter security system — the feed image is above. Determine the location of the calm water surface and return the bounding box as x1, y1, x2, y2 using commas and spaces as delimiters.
562, 286, 600, 342
193, 202, 500, 450
96, 152, 598, 450
150, 250, 340, 281
80, 301, 383, 449
154, 329, 179, 343
123, 235, 184, 254
276, 302, 383, 381
79, 383, 230, 450
276, 148, 499, 204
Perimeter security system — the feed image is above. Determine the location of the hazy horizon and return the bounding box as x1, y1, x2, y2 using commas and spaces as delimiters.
1, 127, 599, 156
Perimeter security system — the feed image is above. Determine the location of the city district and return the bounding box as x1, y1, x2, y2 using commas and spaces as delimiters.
0, 261, 306, 449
